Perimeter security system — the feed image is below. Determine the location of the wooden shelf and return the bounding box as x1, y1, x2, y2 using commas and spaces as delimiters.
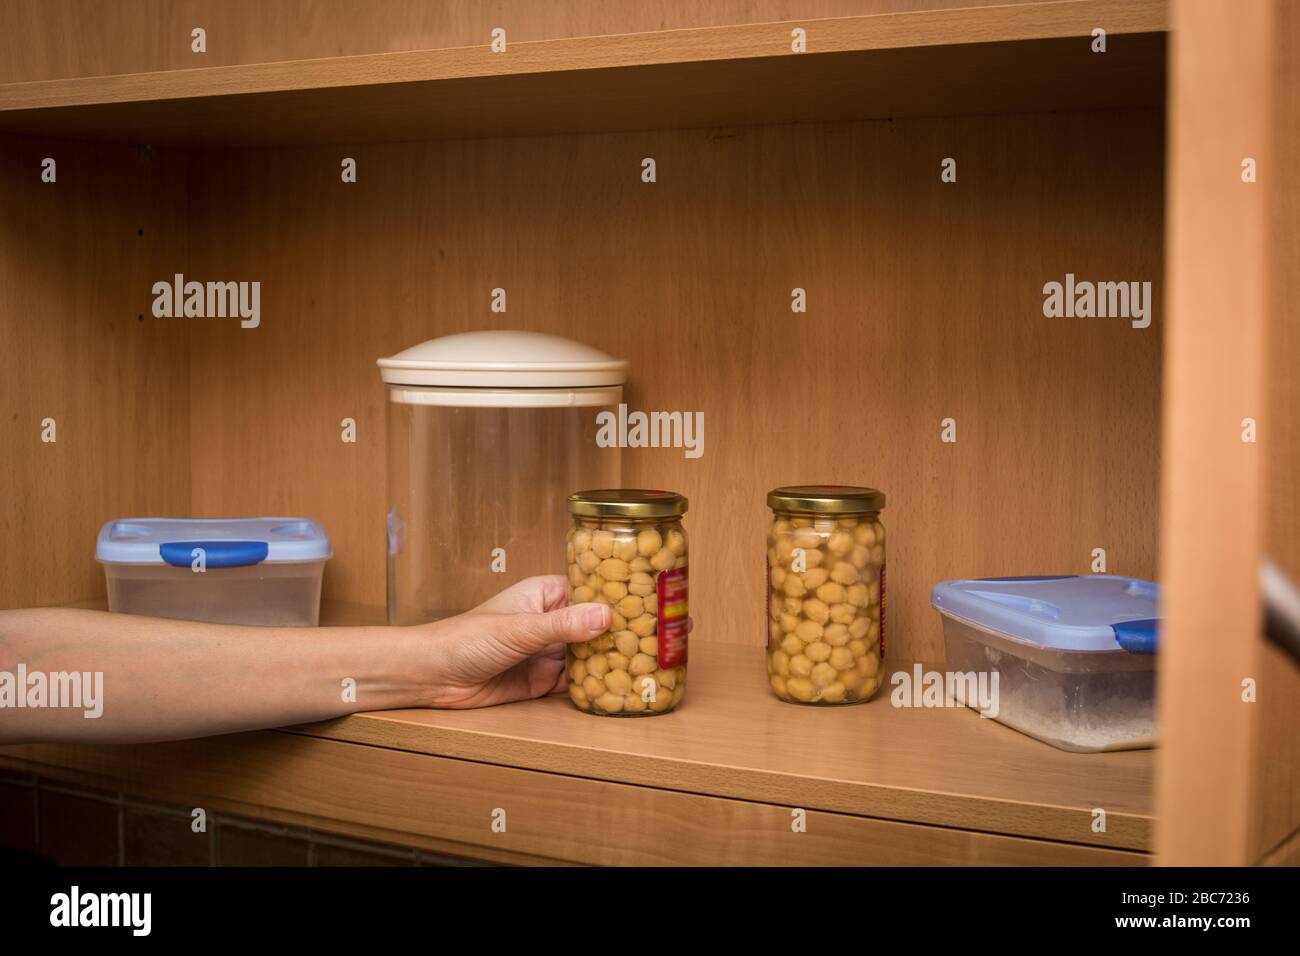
0, 0, 1166, 146
6, 601, 1153, 859
304, 602, 1153, 850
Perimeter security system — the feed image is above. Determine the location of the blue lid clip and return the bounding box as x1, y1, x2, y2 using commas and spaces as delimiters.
1112, 618, 1159, 655
160, 540, 269, 569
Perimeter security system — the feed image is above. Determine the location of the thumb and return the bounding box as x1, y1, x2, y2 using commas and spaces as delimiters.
499, 602, 610, 657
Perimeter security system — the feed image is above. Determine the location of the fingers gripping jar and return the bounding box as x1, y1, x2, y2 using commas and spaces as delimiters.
565, 490, 689, 716
765, 486, 886, 705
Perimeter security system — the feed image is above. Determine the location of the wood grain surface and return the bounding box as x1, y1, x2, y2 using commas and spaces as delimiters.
291, 610, 1154, 850
0, 4, 1167, 146
182, 108, 1165, 664
0, 731, 1146, 865
1154, 0, 1272, 866
0, 135, 190, 608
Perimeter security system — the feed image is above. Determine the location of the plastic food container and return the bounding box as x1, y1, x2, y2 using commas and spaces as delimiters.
765, 485, 886, 705
931, 575, 1160, 752
564, 490, 689, 716
95, 518, 331, 626
378, 331, 626, 625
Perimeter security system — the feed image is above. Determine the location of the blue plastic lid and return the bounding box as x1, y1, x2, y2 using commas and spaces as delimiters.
931, 575, 1160, 653
95, 518, 331, 568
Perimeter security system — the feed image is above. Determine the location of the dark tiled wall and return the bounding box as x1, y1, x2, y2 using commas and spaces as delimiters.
0, 768, 488, 867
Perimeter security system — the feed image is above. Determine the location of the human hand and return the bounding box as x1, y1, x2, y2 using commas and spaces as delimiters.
416, 575, 610, 709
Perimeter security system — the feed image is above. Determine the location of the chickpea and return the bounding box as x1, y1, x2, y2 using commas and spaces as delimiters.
628, 613, 656, 637
823, 623, 850, 646
770, 674, 788, 697
606, 651, 629, 671
780, 633, 804, 657
786, 677, 816, 702
821, 682, 846, 703
654, 668, 677, 691
573, 529, 592, 553
629, 556, 652, 573
604, 669, 632, 695
614, 630, 639, 658
801, 599, 830, 625
805, 641, 832, 663
829, 602, 856, 625
569, 659, 588, 682
628, 571, 655, 596
588, 654, 610, 678
789, 654, 813, 677
637, 528, 662, 556
795, 619, 823, 643
782, 575, 807, 598
830, 561, 859, 585
638, 636, 658, 656
602, 580, 628, 603
802, 567, 829, 590
577, 550, 601, 574
770, 649, 790, 677
666, 529, 686, 556
616, 595, 644, 619
595, 692, 625, 714
829, 646, 855, 671
592, 531, 615, 559
827, 530, 853, 555
568, 564, 586, 588
623, 693, 648, 713
598, 558, 630, 582
650, 548, 675, 572
816, 582, 846, 605
629, 653, 657, 676
569, 685, 590, 709
582, 675, 605, 699
613, 537, 637, 562
572, 585, 595, 603
810, 661, 837, 688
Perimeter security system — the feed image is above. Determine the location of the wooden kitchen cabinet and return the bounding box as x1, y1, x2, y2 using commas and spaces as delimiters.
0, 0, 1295, 865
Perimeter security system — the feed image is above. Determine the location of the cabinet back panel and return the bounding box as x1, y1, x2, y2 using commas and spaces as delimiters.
185, 109, 1163, 660
0, 137, 190, 607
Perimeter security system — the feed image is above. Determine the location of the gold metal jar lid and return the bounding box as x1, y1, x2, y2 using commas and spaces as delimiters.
767, 485, 886, 514
568, 489, 688, 518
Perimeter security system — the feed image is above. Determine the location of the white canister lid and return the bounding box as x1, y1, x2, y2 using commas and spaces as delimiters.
377, 330, 629, 389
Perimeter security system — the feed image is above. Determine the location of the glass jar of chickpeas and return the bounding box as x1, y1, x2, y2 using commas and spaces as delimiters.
765, 485, 885, 705
564, 490, 689, 716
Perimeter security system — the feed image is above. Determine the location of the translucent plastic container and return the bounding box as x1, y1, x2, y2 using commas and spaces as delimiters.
931, 576, 1160, 752
379, 331, 625, 625
765, 485, 886, 705
564, 490, 689, 716
95, 518, 331, 626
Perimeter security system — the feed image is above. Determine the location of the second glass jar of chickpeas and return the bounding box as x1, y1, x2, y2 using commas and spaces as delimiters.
565, 490, 689, 716
766, 485, 885, 705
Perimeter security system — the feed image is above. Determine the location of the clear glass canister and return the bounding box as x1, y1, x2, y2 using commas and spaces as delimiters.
564, 490, 689, 716
765, 485, 886, 705
379, 331, 626, 625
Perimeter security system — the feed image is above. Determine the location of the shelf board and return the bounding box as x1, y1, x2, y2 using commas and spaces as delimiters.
0, 0, 1167, 147
293, 601, 1154, 851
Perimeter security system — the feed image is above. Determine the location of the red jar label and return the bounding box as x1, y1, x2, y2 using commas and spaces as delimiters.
657, 567, 689, 668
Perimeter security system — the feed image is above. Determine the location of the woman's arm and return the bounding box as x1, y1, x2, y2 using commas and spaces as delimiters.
0, 575, 609, 745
